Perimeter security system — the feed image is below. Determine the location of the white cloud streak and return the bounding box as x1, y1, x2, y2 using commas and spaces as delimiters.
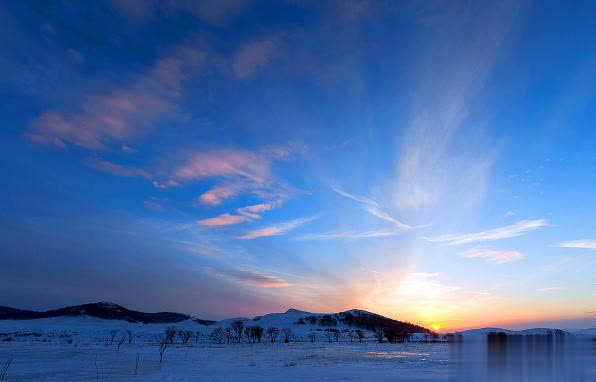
296, 230, 397, 241
460, 247, 524, 264
557, 240, 596, 250
332, 187, 412, 230
238, 216, 317, 240
426, 219, 548, 245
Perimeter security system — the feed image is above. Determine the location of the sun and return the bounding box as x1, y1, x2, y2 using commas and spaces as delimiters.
432, 325, 441, 331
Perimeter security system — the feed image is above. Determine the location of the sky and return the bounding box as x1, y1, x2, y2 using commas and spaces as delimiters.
1, 0, 595, 331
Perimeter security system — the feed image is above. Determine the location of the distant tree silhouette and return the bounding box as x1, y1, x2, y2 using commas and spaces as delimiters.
282, 328, 293, 343
252, 326, 264, 343
319, 315, 338, 326
375, 330, 384, 343
308, 332, 316, 343
231, 320, 244, 343
109, 329, 119, 345
225, 328, 234, 343
346, 330, 355, 343
266, 327, 279, 343
165, 327, 176, 344
179, 330, 193, 345
210, 328, 225, 344
324, 329, 334, 343
244, 326, 263, 343
117, 336, 126, 351
355, 329, 365, 343
158, 336, 169, 363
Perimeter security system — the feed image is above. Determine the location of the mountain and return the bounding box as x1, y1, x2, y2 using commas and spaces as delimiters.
0, 302, 428, 334
0, 302, 214, 325
571, 328, 596, 336
210, 308, 430, 335
457, 327, 570, 336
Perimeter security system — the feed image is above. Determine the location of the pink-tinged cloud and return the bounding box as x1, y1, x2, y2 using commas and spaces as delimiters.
461, 247, 524, 264
87, 157, 149, 178
171, 148, 294, 206
28, 47, 203, 149
198, 202, 280, 228
197, 213, 247, 227
205, 267, 291, 288
233, 40, 276, 79
192, 0, 247, 25
238, 216, 316, 240
198, 183, 247, 206
236, 203, 277, 218
175, 149, 272, 184
112, 0, 247, 25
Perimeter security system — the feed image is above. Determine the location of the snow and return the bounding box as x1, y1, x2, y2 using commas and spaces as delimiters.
0, 316, 593, 381
456, 327, 571, 337
0, 317, 449, 381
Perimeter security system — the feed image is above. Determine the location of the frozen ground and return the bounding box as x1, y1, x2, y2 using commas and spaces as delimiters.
0, 317, 594, 381
0, 341, 450, 381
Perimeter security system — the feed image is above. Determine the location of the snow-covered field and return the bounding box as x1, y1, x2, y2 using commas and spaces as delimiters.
0, 317, 594, 381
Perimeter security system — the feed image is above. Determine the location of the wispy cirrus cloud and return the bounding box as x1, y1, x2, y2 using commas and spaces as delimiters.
198, 183, 247, 206
460, 247, 524, 264
333, 187, 413, 230
204, 267, 291, 288
557, 239, 596, 250
86, 156, 150, 178
296, 229, 397, 240
236, 203, 277, 219
197, 202, 281, 227
238, 216, 316, 240
426, 219, 547, 245
112, 0, 248, 25
394, 2, 522, 211
171, 148, 292, 206
537, 287, 566, 292
233, 39, 276, 79
28, 46, 204, 150
197, 213, 248, 227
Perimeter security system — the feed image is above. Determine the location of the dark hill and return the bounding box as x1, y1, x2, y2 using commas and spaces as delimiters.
296, 309, 430, 333
0, 302, 214, 325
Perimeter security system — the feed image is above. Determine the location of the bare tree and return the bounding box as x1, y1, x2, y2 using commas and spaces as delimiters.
126, 330, 133, 344
0, 357, 12, 381
244, 326, 252, 343
332, 330, 341, 342
266, 327, 279, 343
347, 330, 355, 343
211, 328, 225, 344
109, 329, 119, 345
231, 320, 244, 343
247, 326, 264, 343
324, 330, 333, 343
158, 336, 168, 363
308, 332, 316, 343
165, 327, 177, 344
178, 330, 193, 345
117, 336, 126, 351
282, 328, 293, 343
225, 328, 234, 344
375, 330, 384, 343
134, 354, 140, 375
355, 329, 365, 343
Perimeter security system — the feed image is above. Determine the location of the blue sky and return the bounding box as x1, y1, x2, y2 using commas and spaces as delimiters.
1, 0, 595, 330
